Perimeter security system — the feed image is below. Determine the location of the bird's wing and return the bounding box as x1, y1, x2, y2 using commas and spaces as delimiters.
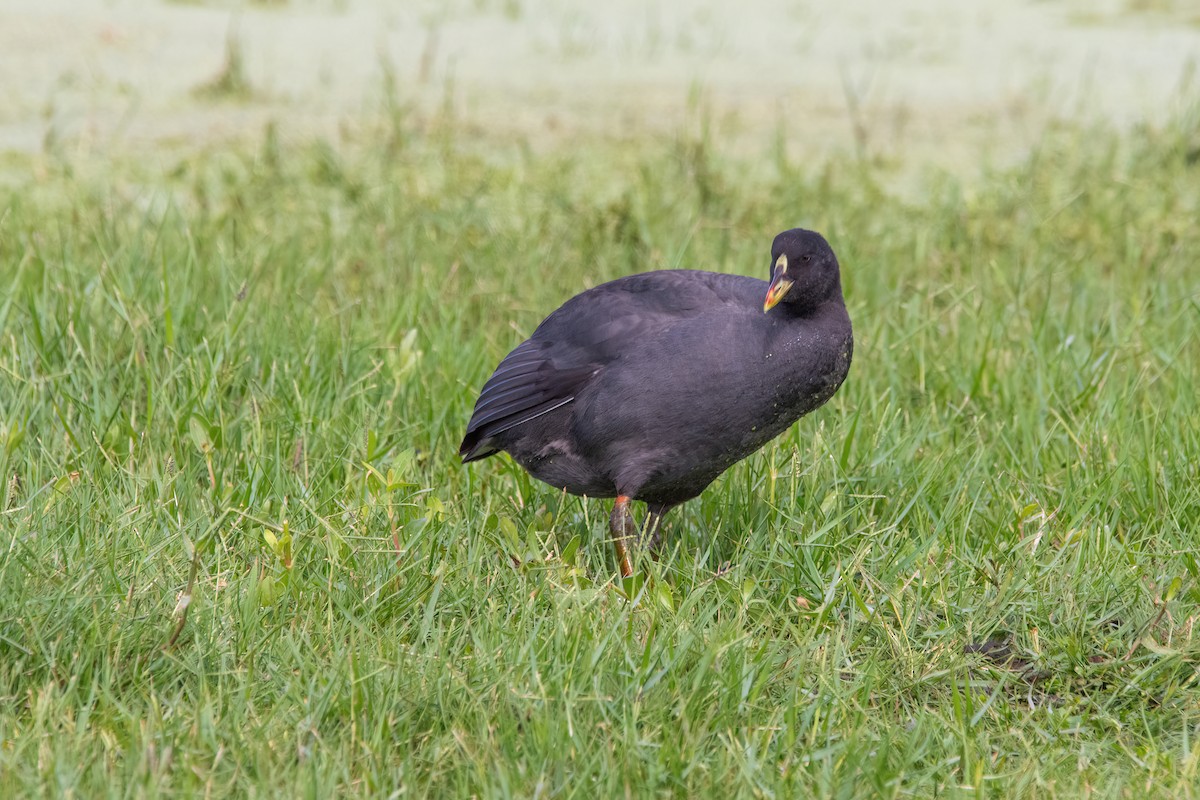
459, 271, 734, 461
458, 338, 599, 461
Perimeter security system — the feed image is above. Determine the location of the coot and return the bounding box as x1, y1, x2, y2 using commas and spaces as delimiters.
460, 228, 853, 576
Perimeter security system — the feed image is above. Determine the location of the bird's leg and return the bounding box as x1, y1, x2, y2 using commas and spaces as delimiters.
613, 499, 676, 575
642, 503, 674, 556
610, 495, 636, 578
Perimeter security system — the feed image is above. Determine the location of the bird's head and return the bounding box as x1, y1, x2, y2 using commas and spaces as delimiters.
763, 228, 842, 313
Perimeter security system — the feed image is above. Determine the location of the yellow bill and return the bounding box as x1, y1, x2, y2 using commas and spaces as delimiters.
763, 263, 794, 312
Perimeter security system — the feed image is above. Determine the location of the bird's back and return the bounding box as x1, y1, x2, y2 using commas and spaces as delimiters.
460, 270, 761, 460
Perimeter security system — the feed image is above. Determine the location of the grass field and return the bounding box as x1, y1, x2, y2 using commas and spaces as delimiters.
2, 107, 1199, 797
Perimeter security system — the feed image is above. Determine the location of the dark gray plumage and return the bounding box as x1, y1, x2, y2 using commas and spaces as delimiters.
460, 228, 853, 575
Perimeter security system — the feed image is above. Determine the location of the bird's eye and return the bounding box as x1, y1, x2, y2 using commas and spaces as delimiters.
802, 254, 812, 263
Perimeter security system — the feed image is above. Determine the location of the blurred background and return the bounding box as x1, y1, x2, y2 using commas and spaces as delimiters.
4, 0, 1199, 177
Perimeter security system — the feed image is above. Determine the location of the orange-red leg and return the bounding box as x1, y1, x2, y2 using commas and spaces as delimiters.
610, 495, 635, 577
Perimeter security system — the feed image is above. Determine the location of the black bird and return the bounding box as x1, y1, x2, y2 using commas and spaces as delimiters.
460, 228, 853, 576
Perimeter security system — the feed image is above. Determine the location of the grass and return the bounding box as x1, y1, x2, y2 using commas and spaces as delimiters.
1, 106, 1199, 797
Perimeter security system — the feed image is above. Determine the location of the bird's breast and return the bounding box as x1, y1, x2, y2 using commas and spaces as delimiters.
761, 325, 852, 420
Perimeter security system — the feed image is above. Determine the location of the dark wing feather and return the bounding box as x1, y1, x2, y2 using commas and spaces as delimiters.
459, 339, 597, 461
459, 270, 747, 461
